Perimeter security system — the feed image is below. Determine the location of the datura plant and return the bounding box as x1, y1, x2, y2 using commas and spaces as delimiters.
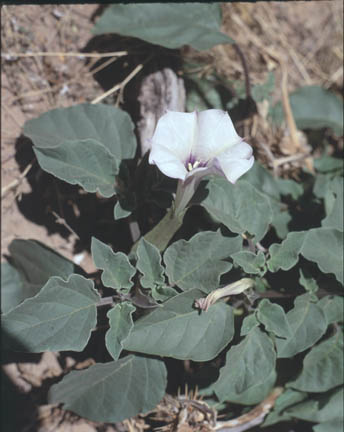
1, 3, 343, 432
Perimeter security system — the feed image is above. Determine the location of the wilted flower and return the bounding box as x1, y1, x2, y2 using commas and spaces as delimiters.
149, 109, 254, 213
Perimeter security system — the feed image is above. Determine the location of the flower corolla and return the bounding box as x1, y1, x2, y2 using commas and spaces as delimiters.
149, 109, 254, 185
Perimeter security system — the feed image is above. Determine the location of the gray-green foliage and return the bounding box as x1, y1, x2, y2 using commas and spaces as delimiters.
257, 299, 292, 338
48, 355, 167, 423
270, 85, 343, 136
288, 331, 343, 392
91, 237, 136, 293
124, 289, 235, 361
164, 230, 242, 292
2, 275, 99, 352
232, 250, 266, 276
201, 177, 273, 242
213, 327, 276, 405
276, 294, 327, 358
93, 4, 233, 50
1, 239, 77, 313
24, 104, 136, 197
105, 302, 136, 360
136, 238, 165, 289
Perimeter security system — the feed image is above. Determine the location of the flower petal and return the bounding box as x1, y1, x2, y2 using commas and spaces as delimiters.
216, 141, 254, 184
149, 146, 188, 180
195, 109, 242, 161
149, 110, 197, 162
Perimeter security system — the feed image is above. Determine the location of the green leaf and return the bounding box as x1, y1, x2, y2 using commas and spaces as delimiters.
268, 231, 306, 272
164, 230, 241, 292
2, 275, 99, 352
23, 103, 136, 158
263, 389, 307, 427
251, 72, 275, 103
232, 251, 266, 276
34, 139, 119, 197
136, 238, 165, 289
1, 262, 24, 314
270, 86, 343, 136
213, 327, 276, 405
24, 104, 136, 197
301, 228, 343, 284
276, 294, 328, 358
201, 177, 273, 242
123, 289, 234, 361
276, 177, 303, 200
114, 201, 132, 220
288, 331, 344, 392
317, 296, 344, 324
313, 419, 344, 432
314, 155, 343, 174
48, 355, 167, 423
92, 4, 233, 50
105, 302, 136, 360
91, 237, 136, 293
185, 73, 228, 112
2, 239, 77, 313
286, 387, 343, 423
151, 285, 179, 302
299, 268, 319, 297
257, 299, 292, 338
322, 177, 343, 232
240, 313, 259, 336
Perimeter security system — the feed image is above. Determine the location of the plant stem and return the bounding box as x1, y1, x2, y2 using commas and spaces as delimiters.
132, 207, 186, 253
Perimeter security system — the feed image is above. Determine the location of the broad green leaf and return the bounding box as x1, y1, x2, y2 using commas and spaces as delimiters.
313, 419, 343, 432
34, 139, 119, 198
276, 177, 303, 200
136, 238, 165, 289
263, 389, 307, 427
214, 328, 276, 405
299, 268, 319, 298
151, 285, 179, 302
123, 289, 234, 361
2, 239, 77, 313
201, 177, 272, 242
232, 251, 266, 276
257, 299, 292, 338
2, 275, 99, 352
288, 331, 344, 392
270, 86, 343, 136
268, 231, 306, 272
105, 302, 136, 360
322, 177, 343, 232
301, 228, 343, 284
286, 387, 343, 423
314, 155, 343, 174
1, 262, 24, 314
48, 355, 167, 423
317, 296, 344, 324
24, 104, 136, 197
240, 313, 259, 336
93, 4, 233, 50
242, 162, 280, 200
91, 237, 136, 293
23, 103, 136, 158
164, 230, 241, 292
242, 163, 296, 239
276, 294, 328, 358
114, 201, 131, 220
185, 73, 229, 112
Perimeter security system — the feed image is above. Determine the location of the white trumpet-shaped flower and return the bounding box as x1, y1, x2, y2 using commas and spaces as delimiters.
149, 109, 254, 184
149, 109, 254, 214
